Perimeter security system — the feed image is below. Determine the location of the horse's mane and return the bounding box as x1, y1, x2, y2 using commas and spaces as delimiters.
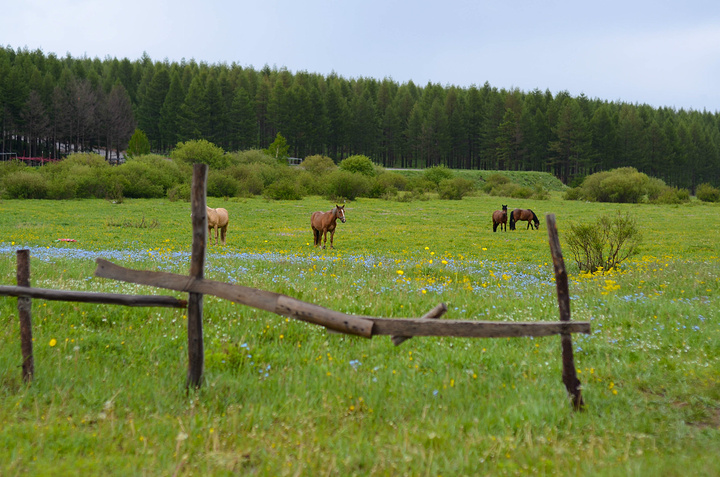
530, 209, 539, 223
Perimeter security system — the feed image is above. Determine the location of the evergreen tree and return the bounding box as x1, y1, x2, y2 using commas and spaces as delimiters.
159, 72, 184, 150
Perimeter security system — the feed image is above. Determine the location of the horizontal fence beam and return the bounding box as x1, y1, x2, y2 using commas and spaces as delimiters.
94, 259, 590, 339
0, 285, 187, 308
369, 318, 589, 338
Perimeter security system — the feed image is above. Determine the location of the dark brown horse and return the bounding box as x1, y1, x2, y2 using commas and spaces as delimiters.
311, 205, 346, 249
509, 208, 540, 230
492, 205, 508, 232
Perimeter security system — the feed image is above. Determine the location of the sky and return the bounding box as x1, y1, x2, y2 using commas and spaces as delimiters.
5, 0, 720, 112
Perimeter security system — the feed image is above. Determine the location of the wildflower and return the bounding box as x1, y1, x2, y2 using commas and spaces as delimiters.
49, 339, 57, 347
396, 270, 404, 275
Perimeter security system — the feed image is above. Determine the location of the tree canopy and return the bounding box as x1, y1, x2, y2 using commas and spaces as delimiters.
1, 45, 719, 190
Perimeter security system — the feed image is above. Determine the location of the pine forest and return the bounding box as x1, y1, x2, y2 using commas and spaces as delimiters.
1, 46, 719, 190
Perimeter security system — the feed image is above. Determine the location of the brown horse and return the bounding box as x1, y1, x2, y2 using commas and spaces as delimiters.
207, 206, 229, 245
492, 205, 508, 232
509, 208, 540, 230
311, 205, 346, 249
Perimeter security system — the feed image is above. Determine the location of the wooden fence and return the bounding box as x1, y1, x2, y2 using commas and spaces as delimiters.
2, 164, 589, 410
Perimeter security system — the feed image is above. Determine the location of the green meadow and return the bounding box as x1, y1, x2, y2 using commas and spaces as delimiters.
0, 195, 719, 476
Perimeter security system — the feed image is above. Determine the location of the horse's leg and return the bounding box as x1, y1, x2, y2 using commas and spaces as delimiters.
329, 230, 335, 249
322, 229, 328, 249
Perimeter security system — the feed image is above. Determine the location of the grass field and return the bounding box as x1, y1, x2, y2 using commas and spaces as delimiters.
1, 194, 719, 476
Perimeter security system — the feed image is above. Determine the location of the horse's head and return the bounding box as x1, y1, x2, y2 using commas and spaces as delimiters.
336, 205, 346, 223
502, 204, 507, 212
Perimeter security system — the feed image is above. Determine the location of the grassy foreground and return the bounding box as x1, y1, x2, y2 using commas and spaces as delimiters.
0, 195, 719, 476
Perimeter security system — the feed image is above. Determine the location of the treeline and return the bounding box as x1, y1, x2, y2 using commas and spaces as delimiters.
1, 45, 719, 190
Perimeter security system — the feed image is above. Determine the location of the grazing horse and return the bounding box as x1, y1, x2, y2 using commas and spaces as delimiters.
509, 208, 540, 230
206, 206, 229, 245
311, 205, 346, 249
492, 205, 508, 232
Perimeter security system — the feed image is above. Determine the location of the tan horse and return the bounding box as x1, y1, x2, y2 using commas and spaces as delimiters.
311, 205, 346, 249
207, 206, 229, 245
492, 204, 508, 232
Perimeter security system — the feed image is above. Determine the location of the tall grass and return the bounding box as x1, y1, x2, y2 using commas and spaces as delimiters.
0, 196, 718, 475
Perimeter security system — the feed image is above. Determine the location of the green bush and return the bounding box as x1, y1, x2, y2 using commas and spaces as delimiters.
510, 186, 533, 199
566, 167, 658, 203
325, 170, 370, 201
2, 170, 48, 199
406, 176, 435, 194
339, 155, 376, 177
438, 177, 475, 200
229, 149, 276, 165
532, 183, 550, 200
127, 128, 151, 157
301, 155, 337, 175
226, 164, 265, 196
0, 160, 31, 180
651, 186, 690, 204
565, 211, 642, 273
207, 170, 240, 197
263, 179, 303, 200
167, 183, 191, 202
171, 139, 229, 169
482, 173, 511, 193
696, 183, 720, 202
423, 165, 453, 188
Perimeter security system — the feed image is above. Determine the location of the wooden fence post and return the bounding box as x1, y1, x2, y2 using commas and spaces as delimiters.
187, 164, 208, 389
17, 250, 34, 382
546, 214, 585, 410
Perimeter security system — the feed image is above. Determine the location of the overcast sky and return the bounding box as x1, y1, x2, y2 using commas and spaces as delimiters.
5, 0, 720, 112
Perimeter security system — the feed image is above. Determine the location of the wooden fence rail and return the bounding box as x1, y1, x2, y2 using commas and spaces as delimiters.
3, 163, 590, 410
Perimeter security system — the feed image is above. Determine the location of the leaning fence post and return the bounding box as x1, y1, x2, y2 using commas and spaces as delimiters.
187, 163, 208, 389
17, 249, 34, 382
546, 214, 584, 410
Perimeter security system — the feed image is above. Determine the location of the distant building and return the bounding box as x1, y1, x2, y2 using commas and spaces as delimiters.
288, 157, 303, 166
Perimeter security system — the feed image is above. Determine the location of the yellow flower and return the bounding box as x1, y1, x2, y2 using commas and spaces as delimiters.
396, 270, 404, 275
49, 339, 57, 347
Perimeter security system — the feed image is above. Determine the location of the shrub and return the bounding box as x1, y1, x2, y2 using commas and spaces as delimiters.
510, 186, 533, 199
167, 183, 191, 202
301, 155, 337, 175
482, 173, 511, 193
226, 164, 265, 196
264, 133, 290, 164
406, 176, 435, 194
207, 170, 240, 197
563, 187, 584, 201
423, 165, 453, 188
127, 128, 151, 157
229, 149, 276, 165
532, 183, 550, 200
566, 167, 657, 203
438, 177, 475, 200
171, 139, 229, 169
325, 170, 370, 201
263, 179, 303, 200
651, 186, 690, 205
2, 171, 47, 199
696, 183, 720, 202
565, 211, 642, 273
113, 156, 183, 198
339, 155, 376, 177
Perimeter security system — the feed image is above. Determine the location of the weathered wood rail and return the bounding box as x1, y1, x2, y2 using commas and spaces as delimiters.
3, 163, 589, 409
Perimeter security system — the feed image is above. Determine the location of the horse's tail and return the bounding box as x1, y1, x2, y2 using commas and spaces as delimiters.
493, 220, 498, 232
509, 211, 515, 230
